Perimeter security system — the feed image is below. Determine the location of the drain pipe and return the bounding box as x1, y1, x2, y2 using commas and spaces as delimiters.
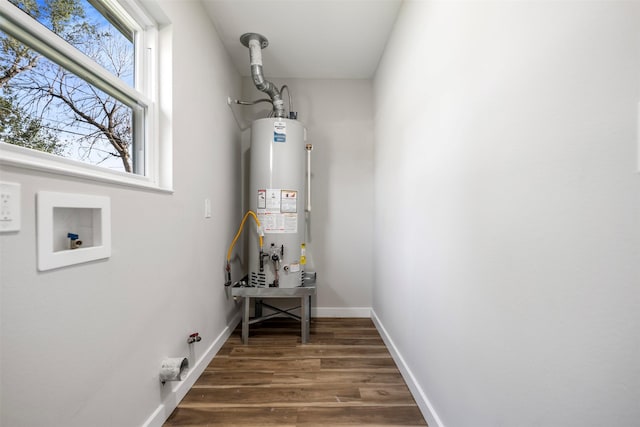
240, 33, 285, 118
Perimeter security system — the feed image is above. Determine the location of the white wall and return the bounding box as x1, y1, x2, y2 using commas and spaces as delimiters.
241, 78, 374, 315
0, 1, 243, 426
373, 2, 640, 426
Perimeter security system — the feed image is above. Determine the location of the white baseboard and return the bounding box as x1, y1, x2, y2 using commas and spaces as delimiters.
371, 309, 445, 427
313, 306, 372, 317
143, 308, 441, 427
142, 312, 242, 427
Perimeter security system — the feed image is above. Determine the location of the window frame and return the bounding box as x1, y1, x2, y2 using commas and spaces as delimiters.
0, 0, 171, 192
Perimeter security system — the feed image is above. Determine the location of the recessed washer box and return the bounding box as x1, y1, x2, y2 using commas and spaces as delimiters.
37, 191, 111, 271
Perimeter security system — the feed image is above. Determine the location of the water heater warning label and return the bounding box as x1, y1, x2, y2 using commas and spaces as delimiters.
274, 121, 286, 143
257, 188, 297, 233
259, 213, 297, 234
266, 189, 280, 210
281, 190, 297, 213
257, 190, 266, 209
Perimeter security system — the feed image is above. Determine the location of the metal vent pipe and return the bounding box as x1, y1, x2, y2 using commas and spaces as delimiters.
240, 33, 285, 118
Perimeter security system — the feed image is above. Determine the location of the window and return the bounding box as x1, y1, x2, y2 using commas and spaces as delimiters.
0, 0, 168, 189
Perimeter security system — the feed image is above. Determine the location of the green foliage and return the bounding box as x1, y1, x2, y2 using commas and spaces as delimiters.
47, 0, 86, 33
8, 0, 41, 19
0, 97, 63, 154
9, 0, 84, 32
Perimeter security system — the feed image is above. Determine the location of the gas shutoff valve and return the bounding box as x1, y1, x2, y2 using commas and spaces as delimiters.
271, 253, 281, 271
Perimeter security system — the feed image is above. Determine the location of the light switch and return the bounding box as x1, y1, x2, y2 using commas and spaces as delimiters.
204, 198, 212, 218
0, 181, 21, 232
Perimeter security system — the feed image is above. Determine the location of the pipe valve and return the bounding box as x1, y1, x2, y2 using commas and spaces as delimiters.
67, 233, 83, 250
187, 333, 201, 344
271, 253, 281, 271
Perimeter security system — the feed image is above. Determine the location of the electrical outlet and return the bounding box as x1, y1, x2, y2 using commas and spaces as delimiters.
0, 181, 21, 232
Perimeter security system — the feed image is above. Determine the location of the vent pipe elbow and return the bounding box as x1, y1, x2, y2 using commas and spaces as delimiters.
241, 33, 285, 118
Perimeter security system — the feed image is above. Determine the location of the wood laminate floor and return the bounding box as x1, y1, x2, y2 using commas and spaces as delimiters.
164, 317, 427, 426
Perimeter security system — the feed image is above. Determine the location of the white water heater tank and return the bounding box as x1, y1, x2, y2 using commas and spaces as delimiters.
248, 117, 307, 288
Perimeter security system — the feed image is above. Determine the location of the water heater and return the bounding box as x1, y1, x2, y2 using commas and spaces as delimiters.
248, 118, 307, 288
225, 32, 312, 289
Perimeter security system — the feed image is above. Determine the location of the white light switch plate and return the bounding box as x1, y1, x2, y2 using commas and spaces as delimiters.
0, 181, 21, 232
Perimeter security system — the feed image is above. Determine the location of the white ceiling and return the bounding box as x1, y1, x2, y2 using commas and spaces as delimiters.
201, 0, 402, 79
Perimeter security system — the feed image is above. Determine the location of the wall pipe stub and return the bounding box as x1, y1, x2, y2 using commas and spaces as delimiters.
159, 357, 189, 384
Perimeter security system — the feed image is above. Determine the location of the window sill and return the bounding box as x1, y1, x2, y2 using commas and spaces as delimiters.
0, 143, 173, 193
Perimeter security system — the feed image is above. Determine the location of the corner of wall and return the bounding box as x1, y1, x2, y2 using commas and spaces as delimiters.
370, 309, 444, 427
